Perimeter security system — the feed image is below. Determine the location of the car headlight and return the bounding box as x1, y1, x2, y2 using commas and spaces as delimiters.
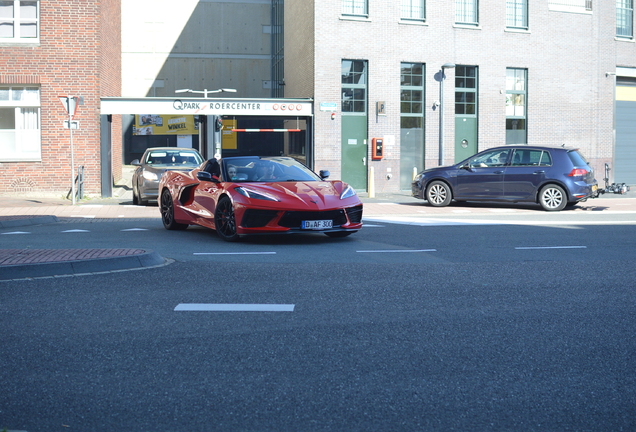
142, 170, 159, 181
413, 173, 423, 183
340, 185, 357, 199
234, 187, 280, 201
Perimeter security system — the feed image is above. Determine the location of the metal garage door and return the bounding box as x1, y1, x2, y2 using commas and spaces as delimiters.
615, 81, 636, 186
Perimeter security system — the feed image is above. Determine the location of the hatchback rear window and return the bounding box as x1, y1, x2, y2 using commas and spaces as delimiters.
567, 150, 589, 167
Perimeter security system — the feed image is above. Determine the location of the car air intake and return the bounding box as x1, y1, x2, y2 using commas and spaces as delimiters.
241, 209, 279, 228
346, 205, 363, 224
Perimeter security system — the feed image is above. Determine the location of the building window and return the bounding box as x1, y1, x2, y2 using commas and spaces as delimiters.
0, 86, 41, 161
456, 0, 478, 25
506, 0, 528, 29
506, 68, 527, 145
400, 62, 425, 189
401, 0, 425, 21
341, 60, 367, 113
455, 66, 477, 115
617, 0, 634, 38
0, 1, 39, 41
342, 0, 368, 16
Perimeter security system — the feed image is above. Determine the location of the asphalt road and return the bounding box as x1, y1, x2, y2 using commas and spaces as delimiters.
1, 216, 636, 431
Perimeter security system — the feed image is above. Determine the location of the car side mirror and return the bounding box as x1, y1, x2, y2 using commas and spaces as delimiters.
319, 170, 330, 180
197, 171, 219, 183
131, 159, 141, 166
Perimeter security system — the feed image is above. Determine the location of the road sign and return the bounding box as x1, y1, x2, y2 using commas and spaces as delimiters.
58, 95, 83, 119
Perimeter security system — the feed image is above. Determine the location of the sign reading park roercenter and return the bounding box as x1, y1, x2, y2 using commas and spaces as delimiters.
100, 97, 313, 116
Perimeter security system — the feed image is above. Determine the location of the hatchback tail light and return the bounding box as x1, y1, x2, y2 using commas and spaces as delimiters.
567, 168, 588, 177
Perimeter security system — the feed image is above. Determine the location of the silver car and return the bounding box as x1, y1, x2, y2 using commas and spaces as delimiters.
131, 147, 204, 205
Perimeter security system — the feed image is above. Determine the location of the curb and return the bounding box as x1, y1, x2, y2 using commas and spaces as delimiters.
0, 249, 166, 281
0, 215, 59, 228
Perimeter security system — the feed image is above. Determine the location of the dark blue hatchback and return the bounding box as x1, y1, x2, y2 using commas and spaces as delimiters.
411, 145, 598, 211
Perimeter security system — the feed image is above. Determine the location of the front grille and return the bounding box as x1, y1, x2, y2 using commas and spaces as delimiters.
241, 209, 279, 228
278, 209, 348, 228
346, 205, 363, 223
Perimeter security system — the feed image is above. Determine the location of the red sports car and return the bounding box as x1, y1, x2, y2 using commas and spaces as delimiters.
158, 156, 363, 241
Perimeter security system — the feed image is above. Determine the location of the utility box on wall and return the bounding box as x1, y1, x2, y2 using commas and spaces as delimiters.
372, 137, 383, 160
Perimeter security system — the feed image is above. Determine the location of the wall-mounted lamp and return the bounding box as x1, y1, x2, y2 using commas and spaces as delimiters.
175, 88, 237, 98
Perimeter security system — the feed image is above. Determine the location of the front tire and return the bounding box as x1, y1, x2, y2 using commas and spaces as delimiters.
215, 196, 239, 242
426, 181, 452, 207
539, 184, 567, 211
160, 189, 188, 230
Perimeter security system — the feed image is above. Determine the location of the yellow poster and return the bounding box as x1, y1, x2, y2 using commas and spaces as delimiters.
134, 115, 198, 135
222, 119, 238, 150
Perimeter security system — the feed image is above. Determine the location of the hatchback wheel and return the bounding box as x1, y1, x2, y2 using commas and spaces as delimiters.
539, 184, 567, 211
426, 181, 452, 207
215, 196, 239, 242
160, 189, 188, 230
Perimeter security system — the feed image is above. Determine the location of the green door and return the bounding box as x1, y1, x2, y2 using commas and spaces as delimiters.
455, 116, 477, 163
341, 115, 368, 190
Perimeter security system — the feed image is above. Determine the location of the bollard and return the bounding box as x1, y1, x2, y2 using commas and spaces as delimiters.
368, 166, 375, 198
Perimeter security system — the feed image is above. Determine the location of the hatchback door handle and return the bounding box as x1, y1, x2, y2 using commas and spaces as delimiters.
494, 171, 504, 174
534, 170, 545, 174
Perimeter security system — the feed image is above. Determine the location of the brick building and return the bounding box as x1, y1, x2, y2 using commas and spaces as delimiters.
0, 0, 122, 197
282, 0, 636, 191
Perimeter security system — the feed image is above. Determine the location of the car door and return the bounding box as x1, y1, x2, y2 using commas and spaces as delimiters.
503, 149, 550, 201
455, 149, 510, 199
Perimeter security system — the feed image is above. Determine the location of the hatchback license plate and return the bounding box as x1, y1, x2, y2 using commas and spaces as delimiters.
302, 220, 333, 230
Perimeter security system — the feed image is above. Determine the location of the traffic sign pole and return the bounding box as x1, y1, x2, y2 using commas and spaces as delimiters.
59, 96, 82, 204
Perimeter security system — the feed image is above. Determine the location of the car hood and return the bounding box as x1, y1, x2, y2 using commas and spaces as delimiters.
234, 181, 358, 208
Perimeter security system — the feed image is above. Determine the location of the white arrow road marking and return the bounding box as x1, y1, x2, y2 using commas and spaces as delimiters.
357, 249, 437, 253
175, 304, 295, 312
193, 252, 276, 255
515, 246, 587, 250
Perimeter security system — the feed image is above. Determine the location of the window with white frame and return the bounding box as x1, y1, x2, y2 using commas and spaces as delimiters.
617, 0, 634, 38
0, 1, 39, 42
506, 0, 528, 29
456, 0, 478, 25
0, 86, 41, 161
341, 60, 367, 113
401, 0, 425, 21
342, 0, 367, 16
505, 68, 527, 145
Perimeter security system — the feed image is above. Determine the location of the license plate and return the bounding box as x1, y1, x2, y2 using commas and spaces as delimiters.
592, 184, 598, 192
302, 220, 333, 230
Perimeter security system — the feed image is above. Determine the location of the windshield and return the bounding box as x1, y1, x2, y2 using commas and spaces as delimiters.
222, 157, 321, 182
145, 150, 203, 167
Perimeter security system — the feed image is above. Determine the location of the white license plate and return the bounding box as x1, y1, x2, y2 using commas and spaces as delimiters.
302, 220, 333, 230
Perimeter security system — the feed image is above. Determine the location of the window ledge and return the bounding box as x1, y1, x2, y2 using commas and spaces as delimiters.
339, 15, 371, 23
453, 24, 481, 30
548, 5, 592, 14
0, 41, 40, 47
505, 27, 530, 34
399, 19, 427, 26
615, 36, 635, 42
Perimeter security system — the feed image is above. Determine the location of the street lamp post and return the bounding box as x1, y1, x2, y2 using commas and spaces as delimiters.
439, 63, 455, 166
175, 88, 237, 97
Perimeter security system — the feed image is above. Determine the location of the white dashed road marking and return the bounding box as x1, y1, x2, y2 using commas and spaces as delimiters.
515, 246, 587, 250
175, 304, 295, 312
193, 252, 277, 255
357, 249, 437, 253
